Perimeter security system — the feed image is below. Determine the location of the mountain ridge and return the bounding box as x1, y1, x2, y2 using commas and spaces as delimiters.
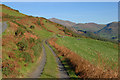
49, 18, 118, 41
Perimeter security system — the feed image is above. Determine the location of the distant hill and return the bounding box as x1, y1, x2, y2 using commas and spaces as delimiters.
49, 18, 118, 41
2, 4, 118, 78
49, 18, 76, 27
95, 22, 118, 40
49, 18, 106, 32
73, 23, 106, 32
49, 18, 78, 33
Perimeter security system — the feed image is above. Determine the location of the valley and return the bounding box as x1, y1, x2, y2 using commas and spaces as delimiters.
1, 4, 118, 78
49, 18, 118, 41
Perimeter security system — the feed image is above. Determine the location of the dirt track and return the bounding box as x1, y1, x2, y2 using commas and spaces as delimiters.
45, 40, 69, 78
28, 40, 69, 78
0, 22, 8, 34
27, 44, 46, 78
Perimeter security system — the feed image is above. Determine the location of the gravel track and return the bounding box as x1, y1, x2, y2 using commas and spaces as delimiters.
28, 44, 46, 78
45, 40, 70, 78
0, 22, 8, 34
27, 40, 69, 78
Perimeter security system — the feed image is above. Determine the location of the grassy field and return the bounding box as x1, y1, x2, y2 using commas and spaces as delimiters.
40, 41, 58, 78
56, 36, 118, 70
33, 28, 53, 41
2, 8, 25, 17
42, 19, 63, 34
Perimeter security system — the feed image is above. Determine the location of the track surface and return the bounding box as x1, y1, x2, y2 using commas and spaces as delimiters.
28, 40, 69, 78
45, 41, 69, 78
2, 22, 8, 33
0, 22, 8, 34
28, 45, 46, 78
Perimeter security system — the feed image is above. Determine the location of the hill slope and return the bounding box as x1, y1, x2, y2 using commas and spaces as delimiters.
2, 4, 80, 78
1, 4, 118, 78
73, 23, 106, 32
49, 18, 118, 41
49, 18, 76, 27
1, 4, 27, 21
95, 22, 118, 40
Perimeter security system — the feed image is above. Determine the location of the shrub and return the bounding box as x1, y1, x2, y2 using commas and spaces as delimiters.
29, 37, 35, 43
20, 52, 32, 62
37, 20, 41, 26
2, 60, 19, 77
30, 25, 35, 29
15, 27, 25, 36
16, 41, 27, 51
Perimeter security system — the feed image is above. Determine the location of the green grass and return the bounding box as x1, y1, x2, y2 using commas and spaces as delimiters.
56, 36, 118, 69
43, 20, 61, 34
40, 41, 58, 78
2, 8, 25, 17
49, 45, 78, 78
33, 28, 53, 40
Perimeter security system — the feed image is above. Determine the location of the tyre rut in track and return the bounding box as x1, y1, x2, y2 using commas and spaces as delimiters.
45, 40, 70, 78
28, 44, 46, 78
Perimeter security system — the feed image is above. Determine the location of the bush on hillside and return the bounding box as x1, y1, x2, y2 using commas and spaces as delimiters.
2, 59, 19, 77
37, 20, 41, 26
15, 27, 25, 36
16, 41, 28, 51
19, 52, 32, 62
30, 25, 35, 29
29, 37, 35, 43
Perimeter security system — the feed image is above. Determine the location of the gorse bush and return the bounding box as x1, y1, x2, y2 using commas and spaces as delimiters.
2, 65, 11, 76
19, 52, 32, 62
15, 27, 25, 36
37, 19, 41, 26
29, 37, 35, 43
30, 25, 35, 29
16, 41, 28, 51
2, 59, 19, 77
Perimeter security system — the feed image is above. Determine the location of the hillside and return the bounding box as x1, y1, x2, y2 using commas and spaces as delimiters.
49, 18, 76, 27
49, 18, 118, 41
2, 4, 79, 78
95, 22, 118, 40
49, 18, 78, 33
1, 4, 118, 78
49, 18, 106, 32
73, 23, 106, 32
1, 4, 27, 21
